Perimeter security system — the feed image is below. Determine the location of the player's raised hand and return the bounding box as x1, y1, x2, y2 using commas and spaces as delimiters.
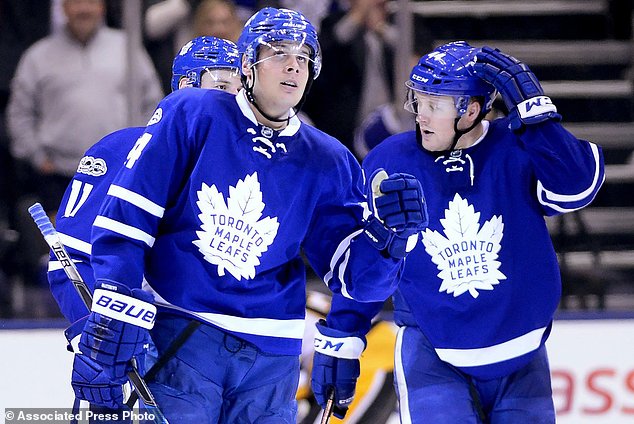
474, 46, 560, 132
363, 169, 428, 258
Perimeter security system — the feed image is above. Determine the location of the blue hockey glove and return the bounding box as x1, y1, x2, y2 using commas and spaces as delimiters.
79, 281, 156, 384
72, 353, 128, 409
65, 317, 126, 409
474, 46, 561, 132
311, 320, 365, 419
363, 169, 428, 258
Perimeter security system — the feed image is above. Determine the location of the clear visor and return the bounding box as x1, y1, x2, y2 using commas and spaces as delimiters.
200, 68, 242, 94
251, 41, 315, 72
404, 89, 463, 118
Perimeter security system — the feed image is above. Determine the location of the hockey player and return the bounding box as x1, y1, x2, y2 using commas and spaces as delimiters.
48, 36, 242, 412
311, 41, 605, 422
74, 7, 427, 423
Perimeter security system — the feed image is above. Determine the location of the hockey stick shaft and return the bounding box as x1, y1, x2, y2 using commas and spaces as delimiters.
125, 320, 201, 408
320, 389, 335, 424
28, 203, 169, 424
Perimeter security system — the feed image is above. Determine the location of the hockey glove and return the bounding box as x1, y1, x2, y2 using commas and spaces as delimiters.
65, 317, 127, 409
474, 46, 561, 132
79, 281, 156, 384
311, 320, 365, 419
363, 169, 428, 258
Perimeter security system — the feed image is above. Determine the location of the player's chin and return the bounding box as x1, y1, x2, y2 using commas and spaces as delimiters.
421, 137, 449, 152
420, 132, 436, 148
277, 89, 303, 109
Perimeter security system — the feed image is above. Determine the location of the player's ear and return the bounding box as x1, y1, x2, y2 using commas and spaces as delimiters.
178, 77, 191, 89
466, 99, 482, 122
241, 57, 252, 79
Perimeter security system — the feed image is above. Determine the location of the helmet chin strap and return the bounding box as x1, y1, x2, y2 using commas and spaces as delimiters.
417, 111, 486, 155
242, 67, 314, 126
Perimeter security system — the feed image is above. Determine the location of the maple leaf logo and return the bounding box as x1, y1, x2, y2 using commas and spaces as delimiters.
422, 193, 506, 298
193, 172, 279, 281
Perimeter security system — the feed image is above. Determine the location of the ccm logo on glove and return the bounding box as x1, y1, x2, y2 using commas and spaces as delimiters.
314, 334, 365, 359
92, 289, 156, 329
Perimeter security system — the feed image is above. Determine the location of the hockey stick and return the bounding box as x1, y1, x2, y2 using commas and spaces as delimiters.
125, 319, 201, 408
28, 203, 169, 424
320, 389, 335, 424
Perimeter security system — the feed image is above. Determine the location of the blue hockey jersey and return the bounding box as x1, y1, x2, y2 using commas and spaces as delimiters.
90, 88, 403, 356
361, 118, 604, 379
48, 127, 145, 323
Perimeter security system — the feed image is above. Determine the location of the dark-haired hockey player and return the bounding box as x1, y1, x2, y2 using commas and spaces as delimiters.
72, 7, 427, 423
311, 41, 605, 423
48, 36, 242, 416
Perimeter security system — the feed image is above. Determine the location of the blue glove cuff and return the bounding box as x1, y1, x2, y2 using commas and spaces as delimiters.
363, 215, 393, 252
509, 98, 562, 132
516, 95, 557, 120
363, 216, 420, 259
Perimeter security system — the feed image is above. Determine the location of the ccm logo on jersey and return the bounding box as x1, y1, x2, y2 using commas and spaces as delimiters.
92, 289, 157, 330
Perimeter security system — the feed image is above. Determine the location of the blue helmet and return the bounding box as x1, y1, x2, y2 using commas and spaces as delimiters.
405, 41, 496, 116
171, 36, 240, 92
238, 7, 322, 79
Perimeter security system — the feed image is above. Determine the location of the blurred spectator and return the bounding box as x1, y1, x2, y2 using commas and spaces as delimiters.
6, 0, 163, 305
8, 0, 162, 210
144, 0, 193, 94
193, 0, 243, 41
0, 1, 52, 317
144, 0, 243, 96
52, 0, 125, 31
144, 0, 195, 56
304, 0, 397, 156
353, 103, 412, 160
351, 37, 434, 159
260, 0, 337, 32
0, 1, 51, 221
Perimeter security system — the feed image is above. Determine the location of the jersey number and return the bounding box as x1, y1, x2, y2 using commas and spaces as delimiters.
64, 180, 94, 217
125, 133, 153, 169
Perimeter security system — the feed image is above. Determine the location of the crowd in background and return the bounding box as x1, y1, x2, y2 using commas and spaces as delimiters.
0, 0, 629, 319
0, 0, 435, 319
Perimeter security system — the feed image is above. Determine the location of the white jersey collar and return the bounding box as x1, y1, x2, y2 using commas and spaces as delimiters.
236, 90, 301, 137
469, 120, 490, 148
